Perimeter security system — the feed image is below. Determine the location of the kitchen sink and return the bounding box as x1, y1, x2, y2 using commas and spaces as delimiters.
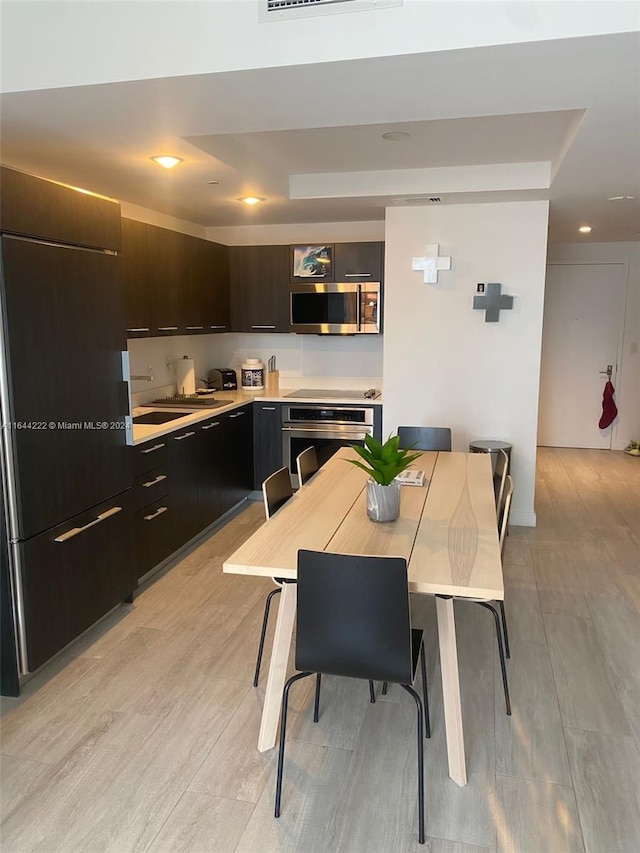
132, 411, 188, 425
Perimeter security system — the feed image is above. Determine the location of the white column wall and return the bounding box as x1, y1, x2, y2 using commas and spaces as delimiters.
383, 201, 549, 526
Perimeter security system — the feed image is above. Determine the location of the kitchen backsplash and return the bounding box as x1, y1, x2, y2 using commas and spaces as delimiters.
128, 333, 383, 405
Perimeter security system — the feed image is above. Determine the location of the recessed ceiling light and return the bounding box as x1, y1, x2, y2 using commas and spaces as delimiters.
578, 225, 593, 233
382, 131, 411, 142
606, 195, 635, 201
238, 196, 265, 206
151, 155, 183, 169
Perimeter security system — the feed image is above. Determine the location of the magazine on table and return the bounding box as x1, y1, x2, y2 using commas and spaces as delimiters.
393, 469, 427, 487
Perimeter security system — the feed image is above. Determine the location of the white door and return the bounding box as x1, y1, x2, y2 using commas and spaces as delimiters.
538, 263, 626, 449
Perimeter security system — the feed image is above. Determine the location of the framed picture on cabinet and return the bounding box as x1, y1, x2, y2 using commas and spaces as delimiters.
290, 244, 333, 280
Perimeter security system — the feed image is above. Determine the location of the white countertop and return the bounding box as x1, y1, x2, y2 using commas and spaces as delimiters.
132, 387, 382, 446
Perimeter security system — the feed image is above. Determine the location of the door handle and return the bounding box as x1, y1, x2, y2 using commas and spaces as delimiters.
143, 506, 168, 521
599, 365, 613, 378
55, 506, 122, 543
173, 431, 196, 440
201, 422, 220, 430
142, 474, 167, 488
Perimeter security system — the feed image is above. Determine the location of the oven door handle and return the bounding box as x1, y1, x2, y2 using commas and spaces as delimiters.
281, 426, 373, 434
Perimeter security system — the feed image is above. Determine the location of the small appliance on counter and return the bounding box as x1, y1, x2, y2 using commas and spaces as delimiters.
241, 358, 265, 391
207, 368, 238, 391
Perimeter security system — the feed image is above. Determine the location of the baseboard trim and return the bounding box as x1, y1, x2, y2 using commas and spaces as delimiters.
510, 510, 537, 527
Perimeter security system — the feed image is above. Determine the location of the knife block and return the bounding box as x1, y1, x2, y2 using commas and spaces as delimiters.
266, 370, 279, 391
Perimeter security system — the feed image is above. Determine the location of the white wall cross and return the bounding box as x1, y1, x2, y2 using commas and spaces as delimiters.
412, 243, 452, 283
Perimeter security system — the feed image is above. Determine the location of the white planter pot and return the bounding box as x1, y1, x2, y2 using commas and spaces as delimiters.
366, 480, 400, 522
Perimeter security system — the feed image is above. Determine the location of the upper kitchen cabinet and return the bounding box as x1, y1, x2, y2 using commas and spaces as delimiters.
192, 237, 230, 334
122, 218, 152, 335
334, 242, 384, 282
230, 245, 289, 333
0, 166, 121, 251
122, 219, 230, 337
288, 242, 384, 286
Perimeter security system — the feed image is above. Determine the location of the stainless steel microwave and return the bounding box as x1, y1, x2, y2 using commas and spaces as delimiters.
289, 282, 381, 335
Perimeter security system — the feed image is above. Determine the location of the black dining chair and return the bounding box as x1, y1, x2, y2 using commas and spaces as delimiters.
253, 467, 294, 688
275, 550, 430, 845
455, 474, 514, 714
296, 446, 319, 487
398, 426, 452, 452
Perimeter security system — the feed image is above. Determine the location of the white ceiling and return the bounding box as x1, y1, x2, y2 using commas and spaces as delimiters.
0, 31, 638, 241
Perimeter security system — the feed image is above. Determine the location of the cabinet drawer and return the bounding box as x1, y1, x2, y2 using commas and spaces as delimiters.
134, 439, 168, 476
134, 467, 168, 510
135, 498, 175, 579
19, 489, 135, 672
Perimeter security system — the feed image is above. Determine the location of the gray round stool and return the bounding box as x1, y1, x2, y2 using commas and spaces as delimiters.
469, 439, 512, 474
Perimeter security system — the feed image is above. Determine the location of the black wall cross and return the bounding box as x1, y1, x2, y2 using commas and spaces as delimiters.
473, 282, 514, 323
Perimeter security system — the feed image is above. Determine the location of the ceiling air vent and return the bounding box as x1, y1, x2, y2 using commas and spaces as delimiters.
392, 197, 444, 206
261, 0, 402, 22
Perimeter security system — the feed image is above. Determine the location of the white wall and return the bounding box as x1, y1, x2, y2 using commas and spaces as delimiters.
3, 2, 637, 93
546, 241, 640, 446
383, 201, 549, 526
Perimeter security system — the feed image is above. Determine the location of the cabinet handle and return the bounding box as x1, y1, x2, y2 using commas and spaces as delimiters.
261, 407, 276, 411
344, 273, 372, 277
173, 431, 196, 440
210, 325, 227, 329
142, 474, 167, 488
186, 326, 204, 330
201, 422, 220, 430
126, 327, 150, 332
228, 411, 245, 418
143, 506, 168, 521
251, 325, 276, 329
55, 506, 122, 543
140, 443, 166, 454
157, 326, 178, 331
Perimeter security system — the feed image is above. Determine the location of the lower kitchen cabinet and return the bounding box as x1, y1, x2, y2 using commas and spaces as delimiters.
217, 405, 254, 513
167, 425, 202, 550
135, 498, 173, 579
19, 489, 135, 672
253, 402, 282, 489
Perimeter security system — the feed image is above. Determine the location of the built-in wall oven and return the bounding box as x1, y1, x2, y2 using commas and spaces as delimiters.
282, 404, 375, 488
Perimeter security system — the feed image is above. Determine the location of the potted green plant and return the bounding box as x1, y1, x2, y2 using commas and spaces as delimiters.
347, 434, 422, 522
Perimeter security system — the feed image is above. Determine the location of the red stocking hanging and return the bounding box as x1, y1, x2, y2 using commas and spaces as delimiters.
598, 380, 618, 429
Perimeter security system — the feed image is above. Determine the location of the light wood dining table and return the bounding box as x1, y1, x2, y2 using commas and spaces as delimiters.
223, 447, 503, 786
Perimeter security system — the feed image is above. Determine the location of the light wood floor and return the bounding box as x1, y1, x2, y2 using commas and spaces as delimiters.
1, 447, 639, 852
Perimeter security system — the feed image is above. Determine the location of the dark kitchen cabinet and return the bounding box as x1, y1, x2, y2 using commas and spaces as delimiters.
135, 498, 173, 580
1, 234, 132, 542
334, 241, 384, 282
19, 490, 135, 672
183, 235, 230, 335
218, 405, 254, 512
230, 245, 289, 332
0, 165, 121, 252
203, 240, 231, 333
133, 439, 172, 579
148, 224, 184, 334
197, 416, 226, 528
122, 218, 153, 335
167, 425, 202, 549
123, 220, 230, 337
253, 402, 283, 489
